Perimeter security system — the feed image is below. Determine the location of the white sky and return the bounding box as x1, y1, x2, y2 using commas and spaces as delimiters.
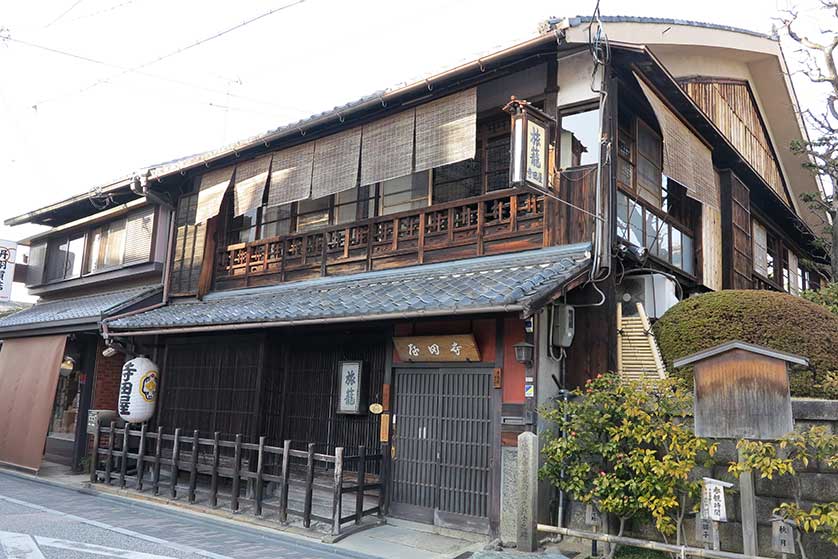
0, 0, 831, 301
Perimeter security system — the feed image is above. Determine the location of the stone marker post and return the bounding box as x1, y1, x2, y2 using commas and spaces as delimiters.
517, 431, 538, 552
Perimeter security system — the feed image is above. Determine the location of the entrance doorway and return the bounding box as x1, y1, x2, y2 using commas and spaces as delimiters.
390, 367, 493, 533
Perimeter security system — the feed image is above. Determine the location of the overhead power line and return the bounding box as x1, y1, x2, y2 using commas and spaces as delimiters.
45, 0, 85, 28
76, 0, 306, 95
0, 31, 311, 114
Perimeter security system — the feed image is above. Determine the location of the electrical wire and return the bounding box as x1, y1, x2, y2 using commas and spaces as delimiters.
75, 0, 306, 96
0, 33, 311, 114
45, 0, 85, 28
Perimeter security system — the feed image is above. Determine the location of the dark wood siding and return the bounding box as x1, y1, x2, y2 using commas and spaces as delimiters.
554, 165, 597, 246
720, 171, 753, 289
158, 331, 385, 458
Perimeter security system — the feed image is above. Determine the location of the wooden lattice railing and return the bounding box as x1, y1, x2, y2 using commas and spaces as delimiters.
90, 422, 385, 536
215, 189, 545, 289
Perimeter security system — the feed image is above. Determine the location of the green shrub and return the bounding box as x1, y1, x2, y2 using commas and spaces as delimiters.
802, 282, 838, 315
652, 290, 838, 398
614, 547, 668, 559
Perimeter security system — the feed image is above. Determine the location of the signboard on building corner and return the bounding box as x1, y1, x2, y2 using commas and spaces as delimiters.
0, 240, 17, 302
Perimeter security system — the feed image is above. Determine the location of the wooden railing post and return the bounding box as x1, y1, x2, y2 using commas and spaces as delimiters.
119, 425, 129, 488
332, 447, 344, 536
90, 422, 100, 484
303, 443, 315, 528
231, 434, 242, 512
209, 432, 220, 508
254, 436, 265, 517
379, 442, 389, 517
170, 427, 181, 499
279, 439, 291, 523
188, 429, 199, 503
355, 445, 366, 525
152, 426, 163, 495
105, 421, 115, 485
136, 423, 147, 490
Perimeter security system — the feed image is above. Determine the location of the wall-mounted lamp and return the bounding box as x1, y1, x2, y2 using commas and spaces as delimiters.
513, 342, 535, 366
59, 356, 76, 376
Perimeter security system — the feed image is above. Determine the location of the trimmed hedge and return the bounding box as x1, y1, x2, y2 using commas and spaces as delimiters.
652, 290, 838, 398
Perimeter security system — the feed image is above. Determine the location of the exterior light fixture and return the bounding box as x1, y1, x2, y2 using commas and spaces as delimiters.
513, 342, 535, 366
59, 356, 76, 376
504, 96, 552, 192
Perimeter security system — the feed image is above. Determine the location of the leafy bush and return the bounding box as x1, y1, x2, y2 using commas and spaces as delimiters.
540, 374, 715, 559
652, 290, 838, 398
730, 426, 838, 557
802, 282, 838, 315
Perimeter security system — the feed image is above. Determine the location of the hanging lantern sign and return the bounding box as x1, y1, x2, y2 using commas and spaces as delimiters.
117, 357, 159, 423
504, 96, 552, 191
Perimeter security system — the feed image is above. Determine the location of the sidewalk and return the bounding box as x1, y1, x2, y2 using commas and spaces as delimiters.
9, 462, 496, 559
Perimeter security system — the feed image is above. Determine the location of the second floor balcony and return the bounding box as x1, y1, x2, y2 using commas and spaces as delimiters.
215, 188, 546, 290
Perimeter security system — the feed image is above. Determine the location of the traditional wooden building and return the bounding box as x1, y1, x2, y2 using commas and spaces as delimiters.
0, 188, 171, 472
0, 15, 827, 539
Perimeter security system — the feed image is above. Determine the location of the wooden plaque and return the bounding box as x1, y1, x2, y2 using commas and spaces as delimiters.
393, 334, 480, 362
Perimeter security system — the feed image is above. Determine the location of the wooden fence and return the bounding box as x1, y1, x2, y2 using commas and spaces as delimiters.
90, 422, 385, 536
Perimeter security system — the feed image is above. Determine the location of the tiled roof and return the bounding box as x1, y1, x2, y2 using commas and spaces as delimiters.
108, 244, 591, 333
557, 15, 774, 40
0, 285, 161, 335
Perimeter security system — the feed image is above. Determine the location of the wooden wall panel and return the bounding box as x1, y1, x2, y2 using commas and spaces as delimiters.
719, 171, 753, 290
701, 206, 723, 291
680, 79, 786, 203
555, 165, 598, 246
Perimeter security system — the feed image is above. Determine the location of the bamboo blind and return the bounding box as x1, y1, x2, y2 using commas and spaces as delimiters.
360, 109, 415, 186
123, 207, 155, 263
267, 143, 315, 207
232, 155, 272, 217
681, 80, 785, 201
415, 88, 477, 173
634, 74, 719, 211
195, 166, 235, 223
311, 127, 363, 199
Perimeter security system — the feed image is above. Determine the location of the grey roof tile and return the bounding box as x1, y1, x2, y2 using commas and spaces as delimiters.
0, 285, 162, 334
108, 244, 591, 332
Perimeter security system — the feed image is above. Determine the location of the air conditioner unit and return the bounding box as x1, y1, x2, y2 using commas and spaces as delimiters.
618, 273, 679, 319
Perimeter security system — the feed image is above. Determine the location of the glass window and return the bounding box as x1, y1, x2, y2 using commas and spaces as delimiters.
381, 171, 429, 215
296, 196, 331, 232
230, 208, 258, 244
260, 204, 292, 239
86, 228, 105, 273
628, 199, 643, 247
560, 108, 600, 167
46, 234, 84, 281
66, 236, 84, 278
645, 212, 659, 253
432, 159, 481, 203
485, 136, 510, 192
682, 233, 694, 275
46, 239, 69, 282
671, 228, 682, 269
767, 232, 778, 280
657, 222, 669, 262
103, 219, 125, 268
616, 191, 628, 240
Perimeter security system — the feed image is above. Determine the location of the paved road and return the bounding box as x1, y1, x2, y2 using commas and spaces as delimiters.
0, 472, 377, 559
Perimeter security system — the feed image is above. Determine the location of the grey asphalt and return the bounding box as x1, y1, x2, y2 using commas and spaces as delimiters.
0, 471, 378, 559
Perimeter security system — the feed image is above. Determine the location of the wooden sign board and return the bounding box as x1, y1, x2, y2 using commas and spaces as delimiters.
393, 334, 480, 362
674, 342, 805, 441
772, 519, 796, 554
